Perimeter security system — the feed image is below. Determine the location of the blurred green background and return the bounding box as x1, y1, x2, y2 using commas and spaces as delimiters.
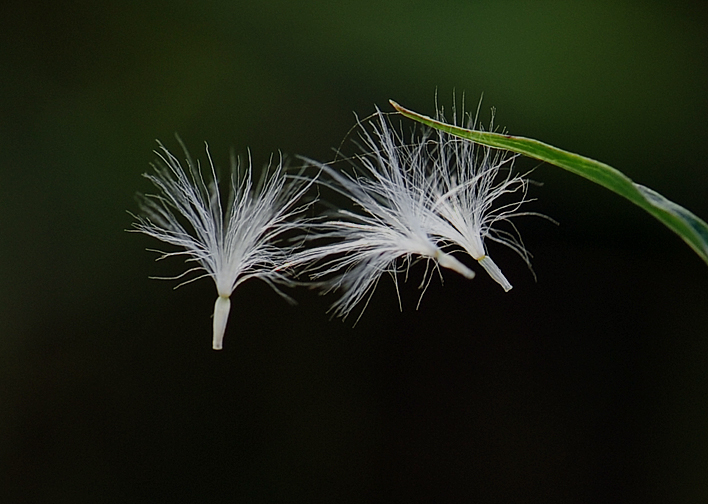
1, 0, 708, 502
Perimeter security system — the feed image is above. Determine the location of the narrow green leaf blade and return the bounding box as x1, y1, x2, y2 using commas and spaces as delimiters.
390, 100, 708, 266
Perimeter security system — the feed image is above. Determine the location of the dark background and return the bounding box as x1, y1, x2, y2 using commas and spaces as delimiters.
2, 1, 708, 502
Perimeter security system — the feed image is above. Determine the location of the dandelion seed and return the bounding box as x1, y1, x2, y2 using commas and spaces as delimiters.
291, 105, 535, 320
426, 104, 536, 292
131, 139, 313, 350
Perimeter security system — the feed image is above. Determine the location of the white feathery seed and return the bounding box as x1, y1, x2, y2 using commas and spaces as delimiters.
426, 106, 534, 291
131, 139, 314, 350
290, 107, 535, 321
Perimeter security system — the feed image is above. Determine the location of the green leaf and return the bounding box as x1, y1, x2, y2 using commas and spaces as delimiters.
390, 100, 708, 267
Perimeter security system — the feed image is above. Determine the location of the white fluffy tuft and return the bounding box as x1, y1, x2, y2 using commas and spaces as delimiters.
132, 139, 314, 349
289, 107, 535, 320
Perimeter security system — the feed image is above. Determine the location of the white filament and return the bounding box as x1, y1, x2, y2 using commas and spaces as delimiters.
436, 250, 475, 279
212, 295, 231, 350
478, 255, 512, 292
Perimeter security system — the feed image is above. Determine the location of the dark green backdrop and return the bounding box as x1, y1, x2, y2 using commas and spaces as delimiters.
1, 1, 707, 502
